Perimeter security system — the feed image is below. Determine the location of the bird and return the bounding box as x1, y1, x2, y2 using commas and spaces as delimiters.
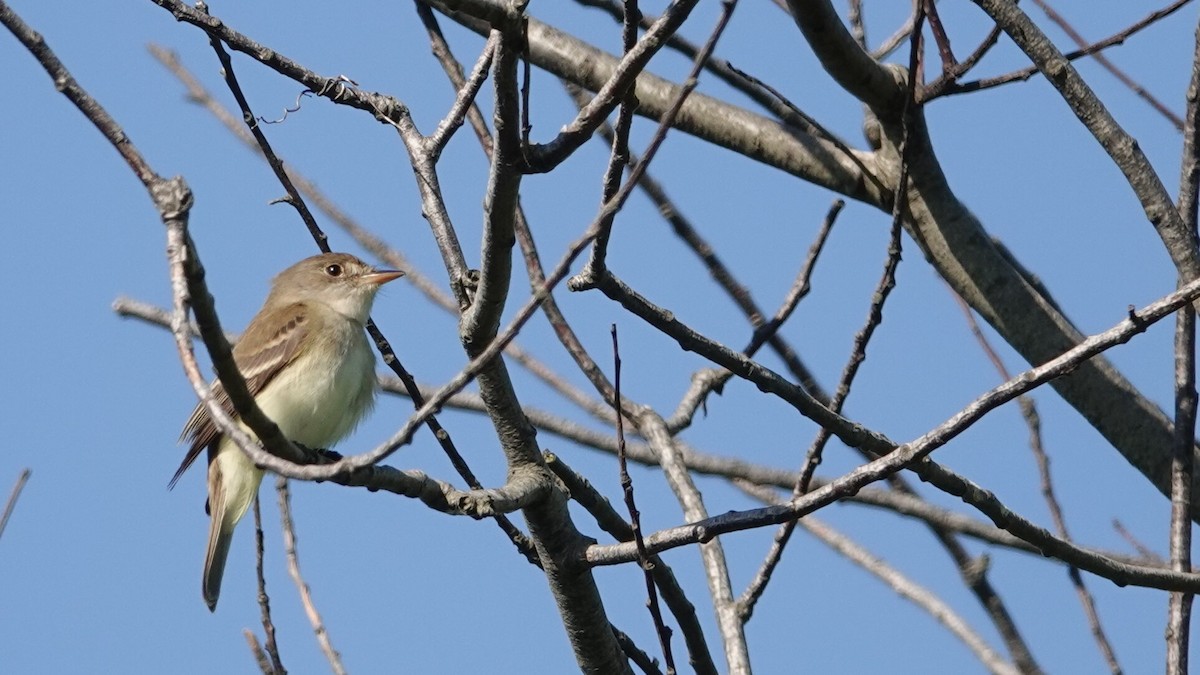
172, 252, 404, 611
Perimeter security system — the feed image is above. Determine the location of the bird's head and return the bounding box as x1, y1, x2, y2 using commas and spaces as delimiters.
268, 252, 404, 323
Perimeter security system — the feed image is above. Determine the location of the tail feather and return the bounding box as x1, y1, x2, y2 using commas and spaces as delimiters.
201, 443, 264, 611
202, 505, 234, 612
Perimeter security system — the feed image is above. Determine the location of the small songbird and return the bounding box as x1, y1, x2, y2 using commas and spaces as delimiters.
172, 252, 404, 611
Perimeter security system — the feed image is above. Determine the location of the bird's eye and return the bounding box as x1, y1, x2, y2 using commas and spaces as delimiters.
325, 263, 344, 277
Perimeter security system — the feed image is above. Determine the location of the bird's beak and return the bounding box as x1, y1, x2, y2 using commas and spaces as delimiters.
362, 269, 405, 286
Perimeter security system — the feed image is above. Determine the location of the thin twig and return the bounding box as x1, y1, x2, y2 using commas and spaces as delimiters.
243, 630, 273, 675
950, 0, 1193, 99
923, 0, 957, 71
738, 204, 902, 624
203, 20, 329, 249
739, 4, 918, 626
688, 199, 843, 419
871, 4, 925, 60
426, 36, 498, 154
573, 0, 642, 282
565, 0, 741, 293
252, 496, 286, 674
546, 452, 717, 675
573, 0, 826, 136
1113, 520, 1165, 564
575, 73, 841, 413
738, 482, 1020, 675
920, 22, 1005, 101
848, 0, 866, 47
613, 325, 677, 675
955, 294, 1121, 674
0, 469, 31, 543
613, 626, 666, 675
720, 63, 873, 181
521, 0, 704, 172
1030, 0, 1184, 130
152, 0, 413, 126
276, 478, 346, 675
1180, 6, 1200, 227
799, 214, 903, 492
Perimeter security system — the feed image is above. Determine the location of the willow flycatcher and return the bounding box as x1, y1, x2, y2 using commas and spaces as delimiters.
172, 252, 403, 611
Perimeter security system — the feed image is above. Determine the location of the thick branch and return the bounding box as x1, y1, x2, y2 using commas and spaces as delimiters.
429, 4, 891, 205
454, 22, 631, 675
785, 0, 906, 112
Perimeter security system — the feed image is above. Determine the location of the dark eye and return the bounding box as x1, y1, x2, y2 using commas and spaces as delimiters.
325, 263, 344, 277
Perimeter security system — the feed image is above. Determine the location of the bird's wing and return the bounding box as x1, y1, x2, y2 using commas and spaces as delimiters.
169, 302, 317, 488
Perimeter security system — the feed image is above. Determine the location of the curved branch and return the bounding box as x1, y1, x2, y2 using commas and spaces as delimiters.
785, 0, 906, 112
972, 0, 1200, 279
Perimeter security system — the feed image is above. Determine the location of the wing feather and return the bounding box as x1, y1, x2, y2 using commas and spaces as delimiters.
169, 302, 316, 488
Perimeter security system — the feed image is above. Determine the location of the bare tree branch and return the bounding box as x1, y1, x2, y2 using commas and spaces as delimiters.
18, 0, 1200, 670
945, 0, 1193, 97
243, 630, 273, 675
276, 479, 346, 675
144, 0, 1200, 519
113, 295, 1169, 569
586, 274, 1200, 594
435, 5, 890, 203
546, 453, 718, 675
784, 0, 1200, 521
738, 482, 1021, 675
955, 295, 1122, 674
0, 469, 31, 545
972, 0, 1200, 281
1168, 305, 1195, 674
611, 326, 677, 675
1167, 12, 1200, 670
251, 496, 286, 674
1030, 0, 1184, 130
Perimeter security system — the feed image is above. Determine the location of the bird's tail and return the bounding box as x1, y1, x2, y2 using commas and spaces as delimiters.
202, 444, 264, 611
202, 507, 234, 612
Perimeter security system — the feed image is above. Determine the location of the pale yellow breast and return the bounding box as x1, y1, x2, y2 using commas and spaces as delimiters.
252, 320, 377, 450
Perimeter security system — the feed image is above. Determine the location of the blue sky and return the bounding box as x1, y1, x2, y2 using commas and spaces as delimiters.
1, 1, 1197, 673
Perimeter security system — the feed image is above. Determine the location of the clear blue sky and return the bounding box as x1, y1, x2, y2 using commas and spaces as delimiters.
1, 1, 1196, 673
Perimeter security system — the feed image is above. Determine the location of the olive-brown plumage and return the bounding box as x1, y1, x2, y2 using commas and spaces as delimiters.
175, 252, 403, 610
